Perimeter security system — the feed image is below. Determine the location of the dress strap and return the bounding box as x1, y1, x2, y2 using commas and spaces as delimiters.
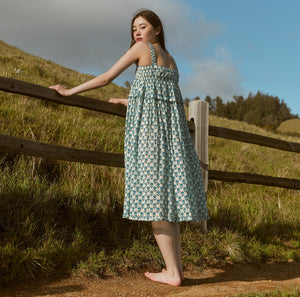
147, 42, 157, 65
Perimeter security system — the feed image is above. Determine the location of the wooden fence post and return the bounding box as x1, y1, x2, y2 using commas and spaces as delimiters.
188, 99, 209, 233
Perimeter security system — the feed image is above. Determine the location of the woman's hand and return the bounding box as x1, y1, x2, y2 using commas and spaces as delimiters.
108, 98, 128, 106
49, 84, 71, 96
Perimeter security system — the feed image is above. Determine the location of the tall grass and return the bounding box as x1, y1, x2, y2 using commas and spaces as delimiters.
0, 40, 299, 285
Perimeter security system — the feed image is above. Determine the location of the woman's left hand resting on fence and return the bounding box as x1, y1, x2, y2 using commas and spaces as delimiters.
108, 98, 128, 106
49, 84, 71, 96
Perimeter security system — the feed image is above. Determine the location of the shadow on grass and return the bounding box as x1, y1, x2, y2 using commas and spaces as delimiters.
209, 202, 300, 244
0, 187, 150, 286
0, 181, 298, 287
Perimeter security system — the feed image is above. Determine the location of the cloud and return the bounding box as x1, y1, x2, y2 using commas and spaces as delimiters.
1, 1, 221, 65
0, 0, 242, 99
182, 47, 244, 102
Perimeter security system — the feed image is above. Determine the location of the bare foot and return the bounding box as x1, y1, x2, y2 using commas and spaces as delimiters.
162, 268, 184, 281
144, 270, 182, 287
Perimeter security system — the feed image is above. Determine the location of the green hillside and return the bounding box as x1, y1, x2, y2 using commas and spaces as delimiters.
0, 41, 299, 285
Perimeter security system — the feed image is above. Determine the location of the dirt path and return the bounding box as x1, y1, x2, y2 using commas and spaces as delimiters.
1, 262, 299, 297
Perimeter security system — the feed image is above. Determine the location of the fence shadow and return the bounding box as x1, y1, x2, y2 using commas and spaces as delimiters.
208, 201, 300, 248
182, 261, 300, 287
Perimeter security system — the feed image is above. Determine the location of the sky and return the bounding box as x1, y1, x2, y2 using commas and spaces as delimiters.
1, 0, 299, 115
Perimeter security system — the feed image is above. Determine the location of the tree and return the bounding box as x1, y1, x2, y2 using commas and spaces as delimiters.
190, 91, 297, 130
124, 81, 131, 89
205, 95, 215, 112
184, 97, 190, 108
213, 96, 225, 117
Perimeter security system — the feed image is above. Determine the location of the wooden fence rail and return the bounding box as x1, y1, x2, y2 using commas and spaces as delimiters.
1, 77, 299, 153
0, 76, 300, 191
209, 125, 300, 154
1, 133, 299, 190
0, 134, 124, 168
208, 170, 300, 190
0, 76, 127, 117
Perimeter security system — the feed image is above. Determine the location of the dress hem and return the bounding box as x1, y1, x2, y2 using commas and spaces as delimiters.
122, 215, 210, 223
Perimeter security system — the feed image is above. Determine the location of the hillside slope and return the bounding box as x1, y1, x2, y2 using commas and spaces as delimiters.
277, 118, 300, 136
0, 40, 128, 152
0, 40, 299, 286
0, 40, 129, 100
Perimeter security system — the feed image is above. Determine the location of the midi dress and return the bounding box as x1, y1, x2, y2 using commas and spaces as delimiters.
123, 42, 209, 222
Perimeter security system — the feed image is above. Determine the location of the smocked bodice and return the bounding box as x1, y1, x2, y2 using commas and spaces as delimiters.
134, 64, 179, 83
129, 43, 182, 102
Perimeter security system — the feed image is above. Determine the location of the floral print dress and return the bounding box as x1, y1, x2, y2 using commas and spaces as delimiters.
123, 42, 209, 222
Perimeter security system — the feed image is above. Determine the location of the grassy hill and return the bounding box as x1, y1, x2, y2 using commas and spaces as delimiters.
277, 118, 300, 137
0, 40, 299, 285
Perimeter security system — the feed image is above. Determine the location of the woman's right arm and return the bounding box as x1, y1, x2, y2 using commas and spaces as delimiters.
50, 42, 148, 96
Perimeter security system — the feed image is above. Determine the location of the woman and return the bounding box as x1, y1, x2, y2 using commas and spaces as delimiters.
50, 9, 209, 286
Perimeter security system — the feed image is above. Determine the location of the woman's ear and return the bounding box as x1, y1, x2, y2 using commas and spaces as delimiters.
155, 26, 161, 36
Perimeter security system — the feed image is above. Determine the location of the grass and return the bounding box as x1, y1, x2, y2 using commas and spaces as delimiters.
234, 287, 300, 296
277, 119, 300, 137
0, 40, 300, 286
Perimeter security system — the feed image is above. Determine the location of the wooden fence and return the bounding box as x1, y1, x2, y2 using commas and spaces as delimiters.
0, 76, 300, 193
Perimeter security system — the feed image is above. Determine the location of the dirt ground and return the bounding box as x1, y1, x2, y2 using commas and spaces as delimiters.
1, 262, 299, 297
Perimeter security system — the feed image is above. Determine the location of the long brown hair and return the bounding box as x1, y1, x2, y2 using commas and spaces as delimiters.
130, 9, 167, 52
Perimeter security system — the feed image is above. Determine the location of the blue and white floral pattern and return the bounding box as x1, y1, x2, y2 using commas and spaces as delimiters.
123, 42, 209, 222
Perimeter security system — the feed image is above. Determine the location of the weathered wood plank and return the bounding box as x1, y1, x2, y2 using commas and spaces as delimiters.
0, 134, 124, 168
209, 125, 300, 153
208, 170, 300, 190
0, 76, 127, 117
189, 100, 209, 232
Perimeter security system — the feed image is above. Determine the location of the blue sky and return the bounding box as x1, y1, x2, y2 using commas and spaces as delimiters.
184, 0, 300, 115
1, 0, 299, 115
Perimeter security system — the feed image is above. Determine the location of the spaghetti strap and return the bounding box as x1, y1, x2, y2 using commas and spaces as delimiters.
147, 42, 157, 65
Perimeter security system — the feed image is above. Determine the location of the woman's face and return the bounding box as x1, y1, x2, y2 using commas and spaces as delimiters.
132, 16, 160, 44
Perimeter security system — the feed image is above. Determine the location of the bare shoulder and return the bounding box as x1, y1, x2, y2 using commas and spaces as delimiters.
131, 42, 152, 65
130, 41, 150, 53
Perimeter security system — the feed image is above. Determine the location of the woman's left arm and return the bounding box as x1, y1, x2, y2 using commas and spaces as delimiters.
50, 42, 146, 96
